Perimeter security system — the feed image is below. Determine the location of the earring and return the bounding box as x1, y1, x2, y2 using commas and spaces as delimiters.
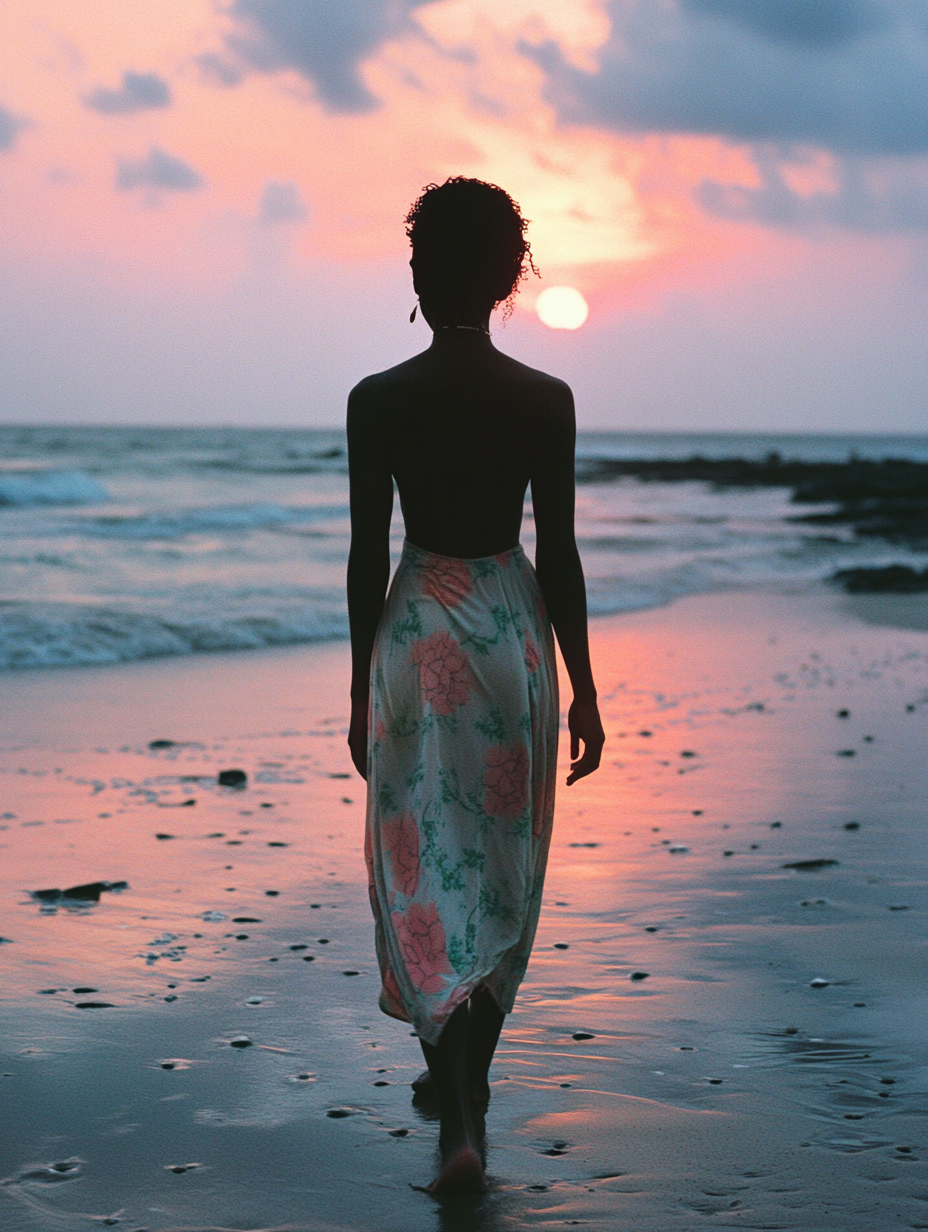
409, 301, 418, 323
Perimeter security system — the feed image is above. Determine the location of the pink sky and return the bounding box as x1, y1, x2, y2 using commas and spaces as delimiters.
1, 0, 926, 431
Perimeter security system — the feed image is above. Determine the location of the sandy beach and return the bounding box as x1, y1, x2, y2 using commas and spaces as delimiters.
1, 583, 925, 1231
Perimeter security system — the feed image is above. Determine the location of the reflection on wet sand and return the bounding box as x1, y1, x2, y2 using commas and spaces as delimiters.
0, 587, 925, 1230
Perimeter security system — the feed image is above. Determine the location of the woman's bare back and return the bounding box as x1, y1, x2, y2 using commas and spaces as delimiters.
349, 337, 573, 559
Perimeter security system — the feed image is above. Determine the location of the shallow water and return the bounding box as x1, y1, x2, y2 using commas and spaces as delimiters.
2, 425, 927, 668
0, 589, 925, 1229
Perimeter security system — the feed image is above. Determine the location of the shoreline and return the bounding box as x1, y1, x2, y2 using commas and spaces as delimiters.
1, 582, 925, 1230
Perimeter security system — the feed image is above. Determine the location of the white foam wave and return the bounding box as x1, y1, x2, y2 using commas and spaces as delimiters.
0, 471, 109, 508
0, 601, 349, 669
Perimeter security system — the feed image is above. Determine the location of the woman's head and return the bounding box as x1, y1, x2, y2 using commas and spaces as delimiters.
405, 177, 535, 325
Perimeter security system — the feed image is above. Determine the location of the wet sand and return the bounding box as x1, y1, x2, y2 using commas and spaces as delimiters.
1, 584, 926, 1231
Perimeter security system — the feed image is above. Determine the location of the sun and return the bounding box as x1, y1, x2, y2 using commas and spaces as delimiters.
535, 286, 589, 330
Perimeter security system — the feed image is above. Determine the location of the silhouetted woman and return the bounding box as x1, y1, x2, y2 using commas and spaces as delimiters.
347, 177, 604, 1194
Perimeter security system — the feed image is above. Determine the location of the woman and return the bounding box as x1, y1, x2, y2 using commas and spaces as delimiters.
347, 177, 604, 1194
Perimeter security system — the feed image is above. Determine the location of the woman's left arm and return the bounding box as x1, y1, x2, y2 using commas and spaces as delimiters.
346, 382, 394, 779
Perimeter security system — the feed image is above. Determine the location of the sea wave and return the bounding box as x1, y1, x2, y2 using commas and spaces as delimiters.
0, 470, 110, 508
78, 502, 349, 539
0, 600, 349, 669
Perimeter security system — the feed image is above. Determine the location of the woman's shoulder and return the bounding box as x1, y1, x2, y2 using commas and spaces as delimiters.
349, 354, 427, 404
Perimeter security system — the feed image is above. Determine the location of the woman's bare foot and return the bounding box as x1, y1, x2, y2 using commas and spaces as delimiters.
411, 1068, 434, 1096
425, 1143, 487, 1196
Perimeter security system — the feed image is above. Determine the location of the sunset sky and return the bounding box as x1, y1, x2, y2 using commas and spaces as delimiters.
1, 0, 927, 431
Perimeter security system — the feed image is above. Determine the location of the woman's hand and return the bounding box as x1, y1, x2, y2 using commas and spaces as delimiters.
348, 699, 369, 781
566, 698, 605, 785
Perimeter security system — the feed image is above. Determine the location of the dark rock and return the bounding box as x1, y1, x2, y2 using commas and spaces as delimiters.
575, 455, 928, 550
148, 739, 177, 749
218, 769, 247, 788
554, 943, 569, 949
837, 749, 856, 757
782, 859, 839, 871
75, 1001, 115, 1009
232, 917, 261, 923
630, 971, 650, 981
72, 987, 97, 994
229, 1035, 252, 1047
572, 1032, 595, 1040
832, 564, 928, 593
30, 880, 127, 904
844, 822, 860, 830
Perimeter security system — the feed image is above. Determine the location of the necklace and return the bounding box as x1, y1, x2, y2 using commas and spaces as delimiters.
440, 324, 490, 336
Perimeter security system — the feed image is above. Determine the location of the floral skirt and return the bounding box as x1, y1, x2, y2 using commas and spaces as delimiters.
365, 540, 559, 1046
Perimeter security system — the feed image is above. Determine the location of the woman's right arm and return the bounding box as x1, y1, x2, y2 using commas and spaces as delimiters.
346, 382, 394, 779
530, 381, 605, 785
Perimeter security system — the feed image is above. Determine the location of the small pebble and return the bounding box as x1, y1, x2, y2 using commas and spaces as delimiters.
554, 943, 569, 950
572, 1032, 595, 1040
218, 769, 247, 788
245, 996, 264, 1005
809, 977, 830, 988
229, 1035, 252, 1048
630, 971, 650, 981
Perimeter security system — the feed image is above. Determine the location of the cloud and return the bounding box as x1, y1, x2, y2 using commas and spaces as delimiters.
685, 0, 888, 48
225, 0, 425, 112
0, 103, 27, 151
525, 0, 928, 156
85, 71, 171, 115
116, 147, 203, 193
699, 145, 928, 231
195, 52, 244, 88
258, 181, 309, 224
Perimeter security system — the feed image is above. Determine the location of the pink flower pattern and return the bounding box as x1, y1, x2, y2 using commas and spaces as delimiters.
483, 743, 530, 819
367, 542, 558, 1045
411, 630, 470, 716
391, 902, 454, 994
420, 556, 472, 607
381, 811, 420, 897
523, 633, 541, 674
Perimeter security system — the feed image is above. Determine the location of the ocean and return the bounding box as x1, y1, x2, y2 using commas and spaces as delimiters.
1, 425, 926, 670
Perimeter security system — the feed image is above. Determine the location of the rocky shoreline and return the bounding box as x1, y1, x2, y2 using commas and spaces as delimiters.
576, 455, 928, 589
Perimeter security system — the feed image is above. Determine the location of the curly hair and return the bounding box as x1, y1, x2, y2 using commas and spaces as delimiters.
405, 177, 537, 321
